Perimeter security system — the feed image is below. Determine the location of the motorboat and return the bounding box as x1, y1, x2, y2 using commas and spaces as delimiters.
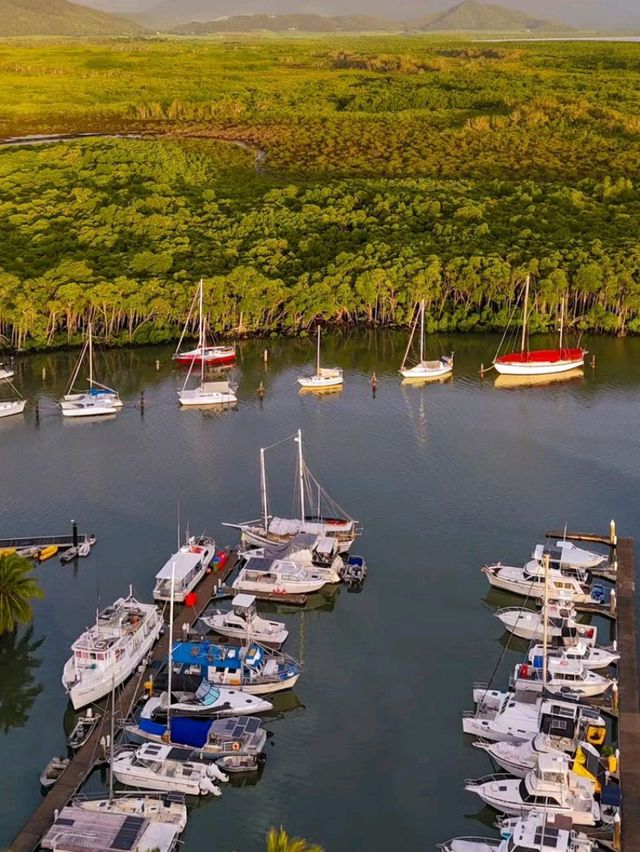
465, 752, 600, 825
139, 680, 272, 720
438, 811, 597, 852
60, 323, 123, 418
233, 558, 328, 596
243, 534, 343, 585
174, 279, 236, 367
495, 602, 596, 643
111, 742, 227, 796
153, 536, 216, 602
462, 691, 605, 744
532, 542, 606, 572
171, 639, 301, 694
200, 594, 288, 647
298, 327, 343, 389
68, 709, 100, 749
493, 279, 586, 376
40, 756, 69, 788
527, 639, 619, 672
482, 562, 593, 603
513, 659, 614, 699
41, 807, 181, 852
62, 591, 163, 709
342, 554, 368, 586
72, 791, 188, 832
400, 299, 453, 380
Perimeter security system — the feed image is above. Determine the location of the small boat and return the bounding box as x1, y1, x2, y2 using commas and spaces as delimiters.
341, 555, 367, 586
233, 560, 327, 596
174, 279, 236, 367
201, 594, 288, 647
465, 752, 600, 825
400, 300, 453, 380
493, 280, 586, 376
513, 659, 614, 699
60, 323, 122, 418
153, 536, 216, 602
139, 680, 272, 720
38, 545, 59, 561
72, 791, 187, 831
68, 709, 100, 749
0, 397, 25, 418
297, 327, 343, 390
243, 538, 343, 585
78, 541, 91, 558
41, 806, 182, 852
171, 639, 301, 695
62, 590, 163, 710
111, 742, 227, 796
527, 639, 619, 672
438, 811, 597, 852
482, 562, 593, 603
40, 755, 70, 788
495, 602, 596, 643
0, 364, 14, 380
60, 546, 79, 563
178, 380, 237, 407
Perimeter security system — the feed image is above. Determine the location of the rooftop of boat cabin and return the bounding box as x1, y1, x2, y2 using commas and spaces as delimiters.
512, 813, 574, 851
40, 807, 179, 852
155, 544, 212, 579
171, 640, 266, 669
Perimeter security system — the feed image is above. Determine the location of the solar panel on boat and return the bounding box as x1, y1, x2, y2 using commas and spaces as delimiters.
533, 826, 560, 848
111, 815, 145, 850
56, 818, 76, 826
245, 718, 260, 732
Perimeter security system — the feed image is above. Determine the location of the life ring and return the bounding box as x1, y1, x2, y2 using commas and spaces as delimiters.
231, 741, 241, 752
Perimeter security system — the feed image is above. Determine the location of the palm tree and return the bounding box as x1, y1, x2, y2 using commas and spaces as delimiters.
266, 827, 324, 852
0, 553, 44, 634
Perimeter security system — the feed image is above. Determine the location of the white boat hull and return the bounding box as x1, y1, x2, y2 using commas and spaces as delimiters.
111, 765, 203, 796
233, 576, 325, 595
61, 399, 119, 418
208, 672, 300, 695
201, 616, 288, 648
483, 565, 591, 603
240, 526, 354, 555
400, 361, 452, 379
494, 357, 585, 376
465, 778, 598, 825
73, 797, 188, 831
178, 390, 237, 406
297, 375, 343, 389
0, 399, 25, 418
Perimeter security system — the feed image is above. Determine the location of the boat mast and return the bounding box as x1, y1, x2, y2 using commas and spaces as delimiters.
542, 553, 549, 690
316, 327, 321, 378
108, 674, 115, 802
297, 429, 306, 522
199, 279, 205, 390
419, 300, 425, 364
400, 305, 419, 372
167, 561, 176, 733
88, 322, 94, 389
260, 447, 268, 530
559, 293, 565, 351
520, 275, 530, 353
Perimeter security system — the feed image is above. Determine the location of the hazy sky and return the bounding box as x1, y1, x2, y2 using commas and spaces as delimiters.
78, 0, 640, 28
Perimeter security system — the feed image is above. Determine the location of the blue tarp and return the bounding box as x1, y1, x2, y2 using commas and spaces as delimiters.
170, 716, 212, 748
139, 717, 167, 737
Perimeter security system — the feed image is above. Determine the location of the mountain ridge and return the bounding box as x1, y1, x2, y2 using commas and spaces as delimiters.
0, 0, 144, 36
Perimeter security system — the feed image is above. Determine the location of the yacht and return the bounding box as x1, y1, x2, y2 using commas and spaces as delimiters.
438, 811, 597, 852
495, 602, 596, 643
153, 536, 216, 603
138, 681, 272, 721
233, 557, 328, 596
482, 561, 593, 603
201, 594, 289, 647
111, 743, 227, 796
527, 639, 619, 672
243, 534, 343, 584
41, 807, 181, 852
531, 542, 606, 572
62, 591, 163, 709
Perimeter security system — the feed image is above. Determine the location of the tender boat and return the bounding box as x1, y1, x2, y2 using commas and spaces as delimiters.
400, 299, 453, 380
171, 639, 301, 695
139, 680, 272, 720
482, 562, 593, 603
62, 591, 163, 710
493, 279, 586, 376
72, 791, 188, 831
68, 709, 100, 750
527, 639, 619, 672
153, 536, 216, 602
41, 807, 181, 852
298, 326, 343, 389
40, 756, 70, 788
462, 692, 605, 744
0, 364, 14, 380
233, 558, 327, 596
111, 743, 227, 796
495, 602, 596, 643
174, 279, 236, 367
60, 323, 123, 418
513, 659, 613, 699
465, 753, 600, 825
342, 554, 368, 586
0, 395, 25, 419
438, 811, 597, 852
201, 594, 288, 647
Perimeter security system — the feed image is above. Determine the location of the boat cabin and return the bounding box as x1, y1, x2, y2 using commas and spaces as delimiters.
171, 640, 276, 685
153, 538, 214, 602
40, 806, 180, 852
533, 541, 605, 571
506, 813, 583, 852
231, 594, 258, 620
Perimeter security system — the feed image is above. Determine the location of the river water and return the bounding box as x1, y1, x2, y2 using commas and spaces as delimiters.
0, 330, 637, 850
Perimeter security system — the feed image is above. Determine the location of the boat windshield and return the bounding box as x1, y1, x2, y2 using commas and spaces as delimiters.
195, 681, 221, 706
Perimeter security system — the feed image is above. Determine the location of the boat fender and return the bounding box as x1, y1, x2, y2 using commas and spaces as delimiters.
200, 777, 222, 796
231, 741, 241, 752
208, 762, 229, 782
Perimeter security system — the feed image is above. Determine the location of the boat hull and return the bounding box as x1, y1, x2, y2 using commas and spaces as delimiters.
400, 361, 453, 379
72, 797, 188, 832
178, 390, 237, 406
465, 779, 598, 825
494, 349, 585, 376
0, 400, 25, 418
175, 347, 235, 366
297, 376, 343, 389
208, 672, 300, 695
202, 618, 288, 648
61, 400, 119, 418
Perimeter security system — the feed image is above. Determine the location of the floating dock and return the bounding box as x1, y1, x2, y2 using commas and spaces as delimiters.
0, 522, 94, 553
214, 584, 307, 607
9, 551, 239, 852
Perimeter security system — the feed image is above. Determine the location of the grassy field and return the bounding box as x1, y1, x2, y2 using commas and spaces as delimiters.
1, 36, 639, 348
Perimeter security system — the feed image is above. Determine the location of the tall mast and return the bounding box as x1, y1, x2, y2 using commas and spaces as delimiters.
559, 293, 565, 351
316, 326, 321, 377
88, 322, 93, 388
167, 561, 176, 733
108, 673, 115, 802
199, 279, 205, 389
520, 275, 530, 353
297, 429, 306, 522
260, 447, 268, 530
419, 300, 425, 364
542, 553, 549, 690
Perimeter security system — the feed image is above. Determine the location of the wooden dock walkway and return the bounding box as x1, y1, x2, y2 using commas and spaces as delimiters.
8, 551, 239, 852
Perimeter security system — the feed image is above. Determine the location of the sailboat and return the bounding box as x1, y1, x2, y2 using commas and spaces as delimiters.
226, 429, 360, 553
0, 380, 26, 418
174, 279, 235, 366
0, 363, 14, 381
60, 323, 123, 418
493, 278, 586, 376
177, 281, 237, 407
297, 327, 343, 390
400, 300, 453, 380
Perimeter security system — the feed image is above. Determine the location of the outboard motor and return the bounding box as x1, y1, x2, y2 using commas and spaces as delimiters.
200, 776, 222, 796
207, 762, 229, 783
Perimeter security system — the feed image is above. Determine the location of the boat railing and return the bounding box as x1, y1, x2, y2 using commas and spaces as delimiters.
472, 681, 489, 690
461, 710, 477, 718
464, 772, 513, 786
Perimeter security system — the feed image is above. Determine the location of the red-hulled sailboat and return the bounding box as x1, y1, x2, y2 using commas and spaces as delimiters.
174, 279, 236, 367
493, 276, 586, 376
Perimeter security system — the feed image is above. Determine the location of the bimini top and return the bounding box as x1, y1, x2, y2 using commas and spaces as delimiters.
172, 640, 266, 671
231, 594, 257, 610
40, 806, 179, 852
156, 545, 209, 581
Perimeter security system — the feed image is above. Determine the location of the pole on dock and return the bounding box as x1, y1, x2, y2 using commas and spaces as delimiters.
34, 399, 40, 426
371, 372, 377, 397
610, 519, 617, 545
591, 354, 596, 369
480, 363, 485, 377
613, 807, 621, 850
155, 359, 160, 371
610, 588, 617, 617
257, 381, 265, 400
263, 349, 268, 367
140, 390, 145, 415
612, 680, 619, 714
72, 520, 78, 549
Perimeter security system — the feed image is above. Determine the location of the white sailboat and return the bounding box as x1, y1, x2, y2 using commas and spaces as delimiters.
0, 380, 26, 418
178, 281, 237, 407
0, 363, 14, 380
297, 327, 343, 390
400, 300, 453, 380
60, 323, 122, 418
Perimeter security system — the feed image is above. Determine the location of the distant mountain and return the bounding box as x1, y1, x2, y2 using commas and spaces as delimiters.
0, 0, 144, 35
172, 13, 398, 33
415, 1, 568, 32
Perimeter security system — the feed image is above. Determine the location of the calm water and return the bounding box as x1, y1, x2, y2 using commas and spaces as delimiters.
0, 330, 638, 851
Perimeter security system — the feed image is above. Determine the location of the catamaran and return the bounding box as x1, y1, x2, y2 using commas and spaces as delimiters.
201, 594, 289, 647
400, 299, 453, 380
227, 429, 360, 554
493, 278, 586, 376
438, 811, 597, 852
60, 323, 123, 418
297, 326, 343, 389
153, 536, 216, 603
174, 279, 235, 367
62, 591, 163, 709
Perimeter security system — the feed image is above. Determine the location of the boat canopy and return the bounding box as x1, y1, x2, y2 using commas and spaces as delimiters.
172, 641, 266, 671
231, 593, 257, 610
155, 546, 207, 581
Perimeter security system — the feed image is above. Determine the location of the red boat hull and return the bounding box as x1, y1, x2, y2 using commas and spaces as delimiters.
175, 349, 236, 367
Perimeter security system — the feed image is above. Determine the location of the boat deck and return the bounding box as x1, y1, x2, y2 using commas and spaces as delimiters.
9, 551, 239, 852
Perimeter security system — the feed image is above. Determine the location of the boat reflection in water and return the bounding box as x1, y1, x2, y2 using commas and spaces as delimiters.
401, 373, 452, 386
494, 368, 584, 390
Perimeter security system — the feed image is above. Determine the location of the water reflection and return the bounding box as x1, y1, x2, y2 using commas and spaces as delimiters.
0, 627, 44, 734
494, 369, 585, 390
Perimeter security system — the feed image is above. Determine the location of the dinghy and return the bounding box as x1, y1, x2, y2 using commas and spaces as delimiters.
438, 811, 597, 852
342, 555, 368, 586
174, 279, 236, 367
139, 681, 272, 721
68, 710, 100, 749
153, 536, 216, 602
62, 591, 163, 709
0, 378, 26, 418
111, 743, 227, 796
465, 752, 600, 825
40, 756, 70, 788
400, 300, 453, 380
298, 326, 343, 389
72, 791, 188, 831
201, 594, 289, 647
